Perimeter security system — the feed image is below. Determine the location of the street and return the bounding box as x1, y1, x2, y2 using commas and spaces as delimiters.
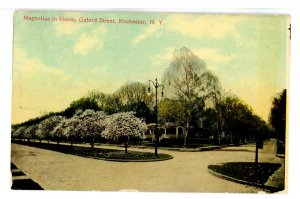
11, 140, 283, 192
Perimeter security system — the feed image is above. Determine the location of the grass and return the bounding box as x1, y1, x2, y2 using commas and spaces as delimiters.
208, 162, 281, 185
101, 151, 172, 160
12, 140, 173, 162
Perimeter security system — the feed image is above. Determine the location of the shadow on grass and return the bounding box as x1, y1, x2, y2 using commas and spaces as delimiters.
208, 162, 283, 193
12, 140, 172, 162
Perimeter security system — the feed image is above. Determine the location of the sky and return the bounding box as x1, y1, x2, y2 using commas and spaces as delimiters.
12, 11, 289, 124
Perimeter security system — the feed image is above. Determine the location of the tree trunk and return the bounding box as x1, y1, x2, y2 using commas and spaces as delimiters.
91, 136, 94, 150
183, 135, 187, 148
183, 123, 189, 148
124, 137, 128, 153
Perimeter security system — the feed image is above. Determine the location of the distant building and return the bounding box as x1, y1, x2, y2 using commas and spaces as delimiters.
145, 122, 185, 142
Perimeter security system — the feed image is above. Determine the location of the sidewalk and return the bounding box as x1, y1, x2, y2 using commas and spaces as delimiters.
264, 163, 285, 191
206, 139, 286, 193
259, 139, 285, 191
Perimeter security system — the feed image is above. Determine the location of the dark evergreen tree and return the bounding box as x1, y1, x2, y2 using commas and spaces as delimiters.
269, 89, 286, 154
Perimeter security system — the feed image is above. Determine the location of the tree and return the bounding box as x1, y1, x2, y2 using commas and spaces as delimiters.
50, 116, 68, 145
15, 112, 59, 128
37, 115, 65, 143
216, 97, 252, 144
86, 91, 123, 115
129, 101, 155, 123
202, 108, 219, 143
24, 124, 38, 142
13, 126, 27, 141
63, 110, 83, 146
158, 98, 184, 124
118, 82, 153, 106
102, 112, 147, 153
74, 109, 106, 149
36, 126, 45, 143
162, 47, 221, 147
11, 127, 17, 140
102, 93, 123, 114
117, 82, 154, 122
90, 82, 155, 122
87, 90, 107, 109
216, 96, 269, 146
269, 89, 286, 154
62, 97, 100, 118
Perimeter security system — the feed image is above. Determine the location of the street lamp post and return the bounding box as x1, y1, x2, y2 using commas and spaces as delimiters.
255, 132, 263, 164
148, 78, 164, 156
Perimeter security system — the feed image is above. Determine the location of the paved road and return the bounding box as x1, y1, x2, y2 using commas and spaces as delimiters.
11, 140, 283, 193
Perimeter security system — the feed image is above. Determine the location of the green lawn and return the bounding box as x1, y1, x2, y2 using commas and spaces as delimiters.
12, 140, 172, 162
208, 162, 281, 185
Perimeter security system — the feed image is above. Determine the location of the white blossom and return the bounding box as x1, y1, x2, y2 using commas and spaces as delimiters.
50, 116, 68, 142
24, 124, 38, 140
37, 115, 65, 141
102, 112, 147, 140
13, 126, 26, 139
63, 109, 106, 148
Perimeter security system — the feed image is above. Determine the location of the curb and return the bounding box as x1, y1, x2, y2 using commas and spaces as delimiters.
95, 156, 173, 162
180, 146, 221, 152
207, 168, 283, 193
12, 142, 173, 162
15, 140, 238, 153
124, 145, 222, 152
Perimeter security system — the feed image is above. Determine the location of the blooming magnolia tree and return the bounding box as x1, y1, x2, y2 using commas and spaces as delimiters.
12, 126, 26, 141
37, 115, 65, 143
64, 109, 106, 148
63, 110, 82, 146
24, 124, 38, 142
50, 116, 68, 145
11, 127, 18, 140
76, 109, 106, 149
102, 112, 147, 153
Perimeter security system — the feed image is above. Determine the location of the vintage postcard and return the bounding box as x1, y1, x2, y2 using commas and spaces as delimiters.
11, 10, 289, 193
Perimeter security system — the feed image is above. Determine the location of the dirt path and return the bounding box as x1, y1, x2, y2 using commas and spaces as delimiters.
11, 140, 283, 192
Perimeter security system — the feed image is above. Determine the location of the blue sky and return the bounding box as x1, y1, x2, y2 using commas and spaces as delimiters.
12, 11, 289, 123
